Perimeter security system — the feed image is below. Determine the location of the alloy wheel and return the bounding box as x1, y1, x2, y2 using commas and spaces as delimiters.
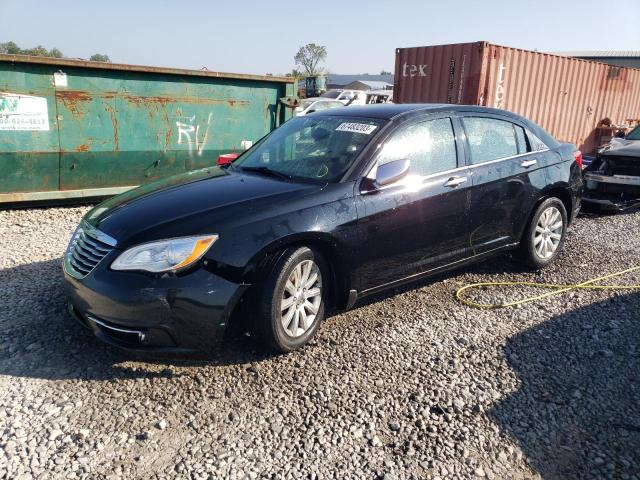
280, 259, 322, 338
533, 206, 563, 259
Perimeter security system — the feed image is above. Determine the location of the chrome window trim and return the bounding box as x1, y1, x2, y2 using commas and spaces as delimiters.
466, 149, 550, 169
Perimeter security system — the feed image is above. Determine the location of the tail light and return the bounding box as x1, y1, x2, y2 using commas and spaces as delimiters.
216, 153, 240, 166
573, 150, 583, 168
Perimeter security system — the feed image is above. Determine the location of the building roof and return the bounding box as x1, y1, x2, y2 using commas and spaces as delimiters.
556, 51, 640, 58
344, 80, 393, 90
327, 73, 394, 86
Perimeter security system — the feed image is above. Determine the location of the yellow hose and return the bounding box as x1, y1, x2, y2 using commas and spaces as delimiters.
454, 265, 640, 309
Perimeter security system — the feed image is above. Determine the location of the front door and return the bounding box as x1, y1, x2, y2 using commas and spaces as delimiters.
354, 116, 472, 292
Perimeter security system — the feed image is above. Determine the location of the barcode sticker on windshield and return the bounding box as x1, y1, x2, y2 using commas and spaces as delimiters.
335, 123, 378, 135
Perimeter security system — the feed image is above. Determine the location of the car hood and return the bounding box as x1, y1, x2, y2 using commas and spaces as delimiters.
603, 138, 640, 158
84, 167, 319, 248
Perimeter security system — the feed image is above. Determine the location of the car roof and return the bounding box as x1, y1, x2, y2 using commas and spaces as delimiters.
311, 103, 524, 121
309, 103, 561, 148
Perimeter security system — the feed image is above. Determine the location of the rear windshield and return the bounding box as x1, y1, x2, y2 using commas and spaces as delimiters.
232, 116, 386, 182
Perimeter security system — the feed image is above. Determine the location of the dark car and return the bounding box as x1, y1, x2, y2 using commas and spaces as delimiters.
582, 128, 640, 212
63, 104, 583, 353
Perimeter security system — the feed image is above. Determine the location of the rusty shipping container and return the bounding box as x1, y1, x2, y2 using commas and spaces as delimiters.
0, 54, 296, 204
394, 41, 640, 154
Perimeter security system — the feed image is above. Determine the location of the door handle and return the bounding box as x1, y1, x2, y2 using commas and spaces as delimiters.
521, 159, 537, 168
443, 176, 467, 188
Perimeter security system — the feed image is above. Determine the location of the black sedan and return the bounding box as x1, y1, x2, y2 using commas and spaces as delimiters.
63, 104, 583, 353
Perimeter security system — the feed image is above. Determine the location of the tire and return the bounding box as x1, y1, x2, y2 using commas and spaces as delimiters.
517, 197, 568, 269
256, 246, 327, 352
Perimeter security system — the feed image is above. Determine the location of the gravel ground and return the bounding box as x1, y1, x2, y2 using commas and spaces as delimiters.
1, 206, 639, 480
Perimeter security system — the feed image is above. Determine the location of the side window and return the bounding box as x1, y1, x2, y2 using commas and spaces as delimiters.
462, 117, 519, 164
377, 118, 457, 176
340, 91, 355, 101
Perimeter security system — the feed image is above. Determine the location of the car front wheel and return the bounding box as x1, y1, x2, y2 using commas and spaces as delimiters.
256, 246, 326, 352
517, 197, 568, 269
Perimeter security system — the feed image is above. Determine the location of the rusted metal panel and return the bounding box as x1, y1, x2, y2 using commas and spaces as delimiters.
0, 56, 295, 201
482, 44, 640, 153
394, 42, 640, 154
0, 63, 60, 193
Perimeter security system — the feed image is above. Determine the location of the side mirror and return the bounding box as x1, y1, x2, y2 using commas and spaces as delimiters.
360, 159, 410, 194
217, 153, 240, 166
376, 159, 410, 186
306, 109, 315, 114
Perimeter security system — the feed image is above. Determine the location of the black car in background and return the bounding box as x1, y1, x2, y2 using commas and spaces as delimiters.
582, 127, 640, 212
63, 104, 583, 353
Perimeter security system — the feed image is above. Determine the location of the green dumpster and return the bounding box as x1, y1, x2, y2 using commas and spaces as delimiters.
0, 54, 295, 204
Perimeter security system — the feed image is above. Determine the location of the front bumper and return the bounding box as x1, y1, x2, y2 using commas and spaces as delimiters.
582, 194, 640, 212
63, 258, 250, 353
582, 172, 640, 212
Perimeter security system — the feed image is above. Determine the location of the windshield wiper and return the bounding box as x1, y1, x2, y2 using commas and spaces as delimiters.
240, 166, 293, 181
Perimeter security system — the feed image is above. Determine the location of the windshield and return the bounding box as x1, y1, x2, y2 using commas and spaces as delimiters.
627, 126, 640, 141
232, 116, 386, 182
320, 90, 341, 99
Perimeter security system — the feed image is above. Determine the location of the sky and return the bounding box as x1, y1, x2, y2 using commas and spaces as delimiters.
1, 0, 639, 76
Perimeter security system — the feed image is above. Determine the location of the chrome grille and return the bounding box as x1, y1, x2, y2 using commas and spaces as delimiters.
66, 227, 114, 277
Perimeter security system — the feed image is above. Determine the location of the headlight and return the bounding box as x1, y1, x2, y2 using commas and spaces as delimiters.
111, 235, 218, 273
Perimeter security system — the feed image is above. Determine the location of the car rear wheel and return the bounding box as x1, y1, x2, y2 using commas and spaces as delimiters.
517, 198, 567, 269
256, 246, 326, 352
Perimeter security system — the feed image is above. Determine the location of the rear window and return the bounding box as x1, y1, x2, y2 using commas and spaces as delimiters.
527, 131, 549, 151
462, 117, 519, 164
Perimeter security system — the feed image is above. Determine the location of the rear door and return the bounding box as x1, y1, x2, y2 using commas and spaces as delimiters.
462, 115, 550, 254
354, 115, 472, 292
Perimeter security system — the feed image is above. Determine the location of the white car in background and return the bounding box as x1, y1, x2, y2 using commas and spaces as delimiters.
319, 89, 367, 105
365, 89, 394, 104
294, 99, 344, 116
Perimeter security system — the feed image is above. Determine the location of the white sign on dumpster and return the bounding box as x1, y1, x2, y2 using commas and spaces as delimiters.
0, 92, 50, 131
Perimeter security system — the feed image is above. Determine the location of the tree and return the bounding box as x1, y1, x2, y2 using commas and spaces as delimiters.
89, 53, 111, 62
380, 70, 392, 75
294, 43, 327, 76
25, 45, 49, 56
0, 41, 65, 57
0, 41, 21, 54
49, 48, 64, 58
